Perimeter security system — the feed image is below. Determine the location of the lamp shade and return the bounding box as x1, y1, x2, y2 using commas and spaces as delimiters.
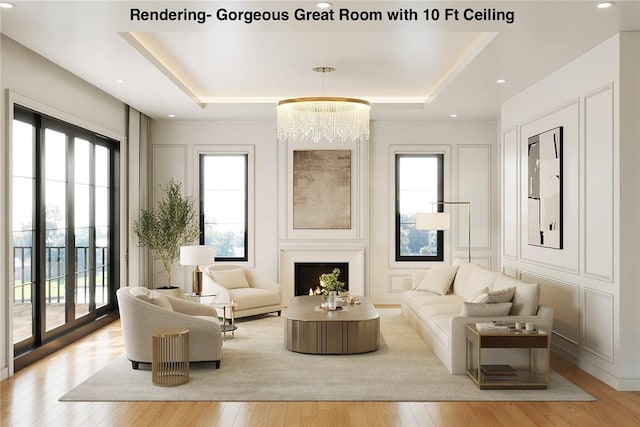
416, 212, 451, 230
180, 245, 215, 266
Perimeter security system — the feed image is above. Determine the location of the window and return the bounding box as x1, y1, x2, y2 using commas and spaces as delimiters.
12, 105, 119, 362
199, 154, 248, 261
395, 154, 444, 261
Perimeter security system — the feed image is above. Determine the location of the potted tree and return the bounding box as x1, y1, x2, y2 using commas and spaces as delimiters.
133, 178, 200, 295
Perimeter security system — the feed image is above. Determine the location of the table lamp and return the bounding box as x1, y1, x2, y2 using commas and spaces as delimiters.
180, 245, 215, 295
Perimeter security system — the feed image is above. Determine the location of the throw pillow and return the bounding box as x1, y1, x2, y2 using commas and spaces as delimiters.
512, 283, 540, 316
411, 270, 428, 290
493, 274, 540, 316
460, 302, 513, 316
451, 259, 477, 297
211, 268, 250, 290
466, 286, 489, 303
148, 290, 173, 311
415, 265, 459, 295
486, 287, 516, 303
129, 287, 150, 298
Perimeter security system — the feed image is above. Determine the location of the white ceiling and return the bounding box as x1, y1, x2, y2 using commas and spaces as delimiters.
2, 1, 639, 121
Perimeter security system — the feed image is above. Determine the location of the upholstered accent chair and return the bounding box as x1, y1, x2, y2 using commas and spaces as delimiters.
202, 265, 282, 319
116, 287, 223, 369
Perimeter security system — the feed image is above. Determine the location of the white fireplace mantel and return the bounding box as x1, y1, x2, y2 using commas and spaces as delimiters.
279, 243, 366, 305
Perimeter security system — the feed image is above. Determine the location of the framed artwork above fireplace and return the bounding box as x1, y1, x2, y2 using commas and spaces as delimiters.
292, 149, 351, 230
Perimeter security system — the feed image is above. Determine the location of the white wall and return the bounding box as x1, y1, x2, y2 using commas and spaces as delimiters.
149, 119, 498, 303
501, 32, 640, 390
1, 35, 127, 379
148, 120, 280, 288
369, 120, 498, 303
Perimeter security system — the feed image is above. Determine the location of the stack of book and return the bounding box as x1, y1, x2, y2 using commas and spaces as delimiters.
475, 321, 509, 331
480, 364, 519, 381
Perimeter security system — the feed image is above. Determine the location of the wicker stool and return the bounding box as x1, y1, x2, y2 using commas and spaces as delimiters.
152, 327, 190, 386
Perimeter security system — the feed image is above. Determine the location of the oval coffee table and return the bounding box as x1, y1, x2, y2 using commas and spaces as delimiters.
285, 295, 380, 354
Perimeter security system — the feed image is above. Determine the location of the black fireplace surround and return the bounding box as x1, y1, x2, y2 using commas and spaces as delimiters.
294, 262, 349, 296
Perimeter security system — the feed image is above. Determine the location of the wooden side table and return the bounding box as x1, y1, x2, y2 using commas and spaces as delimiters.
152, 327, 190, 386
465, 324, 550, 390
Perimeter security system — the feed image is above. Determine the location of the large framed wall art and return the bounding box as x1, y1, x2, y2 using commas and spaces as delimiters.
527, 126, 563, 249
293, 149, 351, 229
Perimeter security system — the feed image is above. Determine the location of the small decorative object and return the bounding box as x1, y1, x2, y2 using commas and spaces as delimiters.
319, 268, 346, 297
515, 320, 523, 330
327, 291, 337, 310
525, 322, 535, 332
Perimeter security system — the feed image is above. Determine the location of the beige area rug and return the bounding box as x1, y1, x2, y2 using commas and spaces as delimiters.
60, 309, 594, 402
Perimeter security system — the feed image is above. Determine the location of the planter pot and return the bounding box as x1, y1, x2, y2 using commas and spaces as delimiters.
154, 286, 182, 298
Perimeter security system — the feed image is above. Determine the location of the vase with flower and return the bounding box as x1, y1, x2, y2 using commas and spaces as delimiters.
319, 268, 345, 309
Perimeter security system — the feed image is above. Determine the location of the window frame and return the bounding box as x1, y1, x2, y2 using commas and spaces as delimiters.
394, 153, 445, 262
198, 152, 250, 263
12, 104, 120, 358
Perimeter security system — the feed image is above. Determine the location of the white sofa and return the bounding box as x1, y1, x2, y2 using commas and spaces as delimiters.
117, 287, 223, 369
202, 264, 282, 319
401, 260, 554, 375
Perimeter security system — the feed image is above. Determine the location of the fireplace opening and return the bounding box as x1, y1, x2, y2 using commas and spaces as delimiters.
294, 262, 349, 296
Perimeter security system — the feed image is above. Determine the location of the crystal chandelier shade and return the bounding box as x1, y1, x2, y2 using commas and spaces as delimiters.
276, 97, 370, 143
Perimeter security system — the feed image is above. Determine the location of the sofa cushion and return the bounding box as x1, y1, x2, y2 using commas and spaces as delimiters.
422, 301, 464, 318
129, 286, 149, 297
463, 266, 499, 302
148, 290, 173, 311
211, 268, 250, 290
415, 265, 459, 295
493, 275, 540, 316
466, 287, 489, 303
460, 302, 513, 316
229, 287, 280, 309
486, 287, 516, 303
451, 259, 477, 297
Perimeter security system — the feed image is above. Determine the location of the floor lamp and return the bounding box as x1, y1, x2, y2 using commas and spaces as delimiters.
416, 201, 471, 263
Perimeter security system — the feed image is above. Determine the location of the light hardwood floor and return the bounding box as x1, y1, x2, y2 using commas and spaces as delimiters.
2, 319, 640, 427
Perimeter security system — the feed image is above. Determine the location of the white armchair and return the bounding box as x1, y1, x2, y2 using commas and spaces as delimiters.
116, 287, 223, 369
202, 265, 282, 319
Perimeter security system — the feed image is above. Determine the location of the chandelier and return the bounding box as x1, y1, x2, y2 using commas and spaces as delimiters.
276, 67, 371, 143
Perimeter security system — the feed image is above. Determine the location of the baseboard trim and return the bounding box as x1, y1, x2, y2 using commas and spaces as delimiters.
0, 366, 8, 380
552, 342, 639, 391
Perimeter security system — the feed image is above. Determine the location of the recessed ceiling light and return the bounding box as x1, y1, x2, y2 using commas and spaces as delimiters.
0, 2, 15, 8
168, 114, 176, 118
450, 114, 458, 118
597, 2, 614, 9
496, 79, 508, 84
114, 79, 126, 84
317, 2, 333, 9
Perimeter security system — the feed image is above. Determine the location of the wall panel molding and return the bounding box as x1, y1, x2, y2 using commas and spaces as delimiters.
457, 144, 491, 252
583, 83, 615, 282
502, 265, 518, 278
583, 288, 614, 362
519, 270, 580, 344
502, 127, 519, 259
518, 99, 580, 274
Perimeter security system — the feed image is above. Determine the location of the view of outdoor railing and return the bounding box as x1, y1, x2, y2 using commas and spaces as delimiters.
13, 246, 109, 304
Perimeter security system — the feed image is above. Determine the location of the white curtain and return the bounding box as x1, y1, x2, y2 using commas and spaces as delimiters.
127, 108, 151, 287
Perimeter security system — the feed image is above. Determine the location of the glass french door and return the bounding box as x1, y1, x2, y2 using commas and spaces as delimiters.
12, 106, 118, 357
